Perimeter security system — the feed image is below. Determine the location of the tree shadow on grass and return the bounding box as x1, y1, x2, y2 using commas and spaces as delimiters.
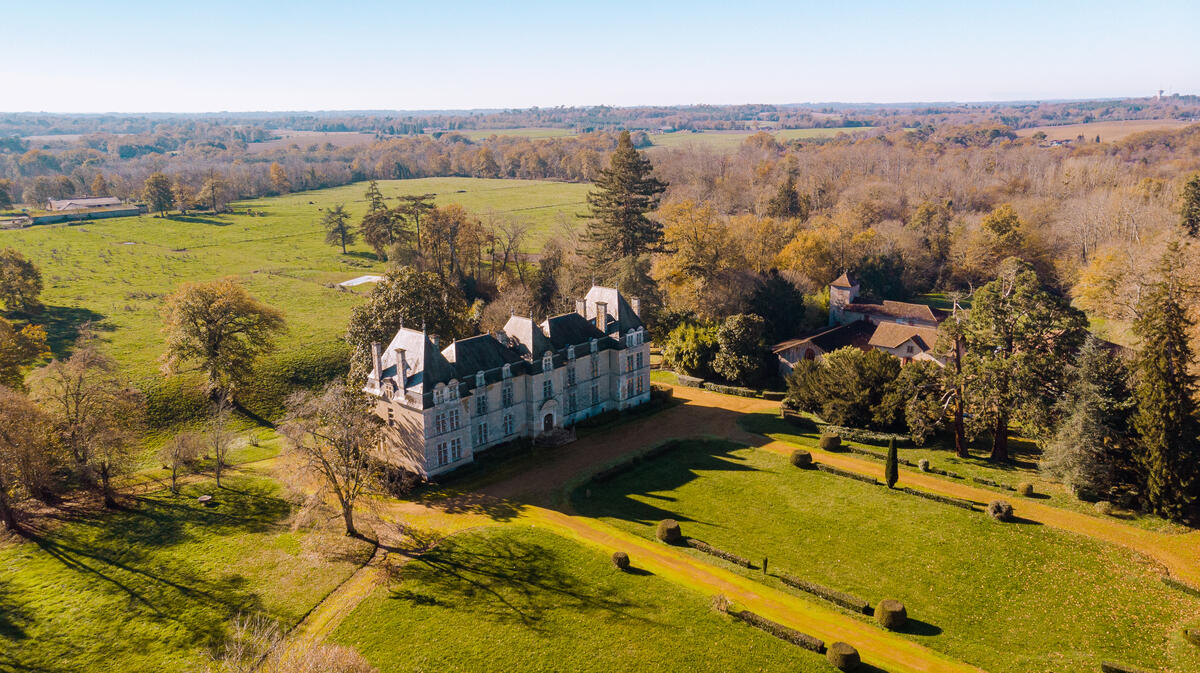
571, 439, 761, 526
388, 531, 655, 631
27, 305, 108, 359
0, 577, 32, 640
166, 214, 232, 226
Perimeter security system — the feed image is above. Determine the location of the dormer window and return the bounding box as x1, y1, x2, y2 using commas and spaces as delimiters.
449, 382, 459, 400
590, 338, 597, 353
433, 387, 444, 404
543, 352, 553, 372
502, 364, 511, 379
476, 370, 485, 387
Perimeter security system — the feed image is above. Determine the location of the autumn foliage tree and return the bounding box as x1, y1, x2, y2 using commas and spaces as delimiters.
0, 247, 44, 313
0, 317, 48, 388
143, 172, 174, 215
0, 387, 55, 530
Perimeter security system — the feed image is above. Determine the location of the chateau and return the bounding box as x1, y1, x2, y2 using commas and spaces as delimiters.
364, 286, 652, 477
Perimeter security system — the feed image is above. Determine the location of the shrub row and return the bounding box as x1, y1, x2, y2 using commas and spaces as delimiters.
574, 387, 675, 433
899, 487, 976, 510
761, 391, 786, 401
816, 424, 912, 446
676, 374, 705, 387
780, 574, 871, 615
1162, 576, 1200, 598
1100, 662, 1153, 673
590, 440, 684, 483
702, 382, 759, 397
844, 445, 921, 468
925, 465, 965, 479
815, 463, 879, 486
781, 409, 818, 432
972, 476, 1017, 492
730, 609, 825, 653
686, 538, 755, 568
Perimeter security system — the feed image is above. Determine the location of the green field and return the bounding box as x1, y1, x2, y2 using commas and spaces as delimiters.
573, 439, 1200, 673
0, 474, 373, 673
1, 178, 589, 381
648, 127, 870, 151
331, 525, 826, 673
447, 127, 579, 140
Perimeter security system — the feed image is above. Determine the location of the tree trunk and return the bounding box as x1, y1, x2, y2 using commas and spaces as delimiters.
990, 409, 1009, 462
0, 493, 17, 532
341, 502, 356, 537
953, 393, 968, 458
170, 464, 178, 494
100, 465, 117, 508
215, 460, 222, 488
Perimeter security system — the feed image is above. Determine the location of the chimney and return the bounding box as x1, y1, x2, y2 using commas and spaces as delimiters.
395, 348, 408, 391
631, 297, 641, 317
429, 334, 439, 348
595, 301, 607, 332
369, 342, 382, 385
575, 299, 586, 317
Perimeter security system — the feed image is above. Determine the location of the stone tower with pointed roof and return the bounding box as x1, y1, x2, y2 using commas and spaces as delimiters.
829, 271, 860, 325
365, 286, 651, 478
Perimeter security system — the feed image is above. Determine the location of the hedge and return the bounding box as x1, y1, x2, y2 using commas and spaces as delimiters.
676, 374, 705, 388
761, 391, 786, 401
702, 382, 758, 398
899, 487, 976, 510
1162, 576, 1200, 598
818, 434, 842, 451
730, 610, 825, 653
780, 574, 871, 615
686, 538, 755, 568
874, 599, 907, 630
844, 445, 920, 468
817, 424, 911, 446
1100, 662, 1153, 673
656, 519, 683, 544
927, 465, 965, 479
826, 641, 860, 671
973, 476, 1017, 492
816, 463, 879, 486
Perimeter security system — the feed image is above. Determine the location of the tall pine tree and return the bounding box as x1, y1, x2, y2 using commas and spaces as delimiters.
1132, 243, 1200, 520
1181, 172, 1200, 238
584, 130, 667, 265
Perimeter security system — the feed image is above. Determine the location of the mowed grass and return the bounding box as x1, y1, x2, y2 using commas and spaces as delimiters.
0, 474, 373, 673
648, 127, 869, 151
573, 439, 1200, 673
1, 177, 588, 380
330, 525, 825, 673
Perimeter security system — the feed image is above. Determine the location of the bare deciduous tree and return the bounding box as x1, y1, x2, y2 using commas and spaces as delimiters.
205, 395, 236, 488
159, 431, 201, 494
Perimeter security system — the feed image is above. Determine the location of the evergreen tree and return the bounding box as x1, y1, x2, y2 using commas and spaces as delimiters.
765, 173, 803, 219
885, 439, 899, 489
712, 313, 768, 387
1132, 243, 1200, 520
1041, 336, 1137, 497
583, 130, 667, 265
1181, 172, 1200, 238
364, 180, 386, 215
321, 204, 355, 254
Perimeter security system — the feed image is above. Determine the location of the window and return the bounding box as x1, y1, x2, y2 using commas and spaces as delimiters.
450, 438, 462, 461
625, 377, 635, 399
476, 391, 488, 415
626, 354, 634, 373
476, 422, 488, 446
543, 378, 553, 400
476, 371, 485, 387
905, 345, 914, 354
436, 442, 448, 466
590, 354, 599, 377
502, 384, 513, 408
636, 352, 643, 370
543, 353, 553, 372
387, 407, 394, 426
434, 413, 447, 435
448, 408, 459, 430
636, 375, 645, 395
433, 388, 444, 404
568, 390, 577, 413
503, 413, 514, 436
449, 382, 458, 400
502, 364, 511, 378
567, 365, 576, 386
568, 345, 575, 360
591, 384, 599, 406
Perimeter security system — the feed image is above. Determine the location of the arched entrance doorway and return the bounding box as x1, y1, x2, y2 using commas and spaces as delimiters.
543, 414, 554, 432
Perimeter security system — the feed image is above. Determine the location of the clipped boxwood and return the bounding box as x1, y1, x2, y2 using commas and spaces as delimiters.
1017, 482, 1034, 497
780, 574, 871, 615
656, 519, 683, 544
826, 641, 860, 671
918, 458, 930, 472
988, 500, 1015, 522
789, 449, 813, 468
818, 434, 842, 451
611, 551, 630, 571
874, 598, 908, 630
731, 609, 824, 653
686, 538, 754, 568
1095, 500, 1114, 516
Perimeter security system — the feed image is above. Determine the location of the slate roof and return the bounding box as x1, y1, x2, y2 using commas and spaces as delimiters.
868, 322, 941, 350
441, 334, 528, 385
378, 328, 455, 394
502, 315, 552, 359
831, 271, 859, 288
542, 312, 608, 350
844, 300, 943, 324
773, 320, 875, 355
585, 286, 644, 336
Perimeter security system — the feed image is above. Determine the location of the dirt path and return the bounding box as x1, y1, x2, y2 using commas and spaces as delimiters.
285, 544, 385, 650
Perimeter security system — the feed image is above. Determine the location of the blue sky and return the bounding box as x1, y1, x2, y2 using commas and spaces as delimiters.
4, 0, 1197, 112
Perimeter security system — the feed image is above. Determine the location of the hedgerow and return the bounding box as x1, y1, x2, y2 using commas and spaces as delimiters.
779, 574, 871, 615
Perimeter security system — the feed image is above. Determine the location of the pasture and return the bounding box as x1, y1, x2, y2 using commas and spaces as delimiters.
330, 526, 825, 673
1017, 119, 1196, 142
447, 127, 578, 140
573, 438, 1200, 673
648, 127, 870, 151
244, 129, 379, 154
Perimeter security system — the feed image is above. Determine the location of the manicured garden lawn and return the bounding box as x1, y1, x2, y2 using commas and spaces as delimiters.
573, 439, 1200, 673
741, 412, 1188, 534
331, 526, 826, 673
0, 475, 372, 673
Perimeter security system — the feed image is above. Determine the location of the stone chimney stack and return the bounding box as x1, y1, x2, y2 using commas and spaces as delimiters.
631, 297, 641, 317
595, 301, 608, 332
575, 299, 586, 317
395, 348, 408, 391
369, 342, 382, 385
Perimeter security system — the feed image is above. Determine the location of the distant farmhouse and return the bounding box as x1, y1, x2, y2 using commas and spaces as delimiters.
47, 196, 123, 211
774, 272, 950, 375
364, 286, 652, 478
31, 196, 142, 225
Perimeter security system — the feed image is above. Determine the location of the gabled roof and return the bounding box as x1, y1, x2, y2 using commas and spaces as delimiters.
502, 315, 551, 358
844, 300, 942, 324
441, 334, 527, 384
542, 312, 608, 350
868, 322, 941, 350
47, 196, 121, 211
379, 328, 455, 394
831, 271, 858, 288
585, 286, 644, 336
773, 320, 875, 354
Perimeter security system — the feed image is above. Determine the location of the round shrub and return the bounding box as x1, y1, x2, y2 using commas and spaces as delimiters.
874, 599, 908, 630
818, 434, 842, 451
1095, 500, 1114, 516
987, 500, 1014, 522
1017, 482, 1034, 497
656, 519, 683, 544
790, 449, 813, 468
1184, 628, 1200, 646
611, 551, 630, 570
918, 458, 930, 472
826, 641, 860, 671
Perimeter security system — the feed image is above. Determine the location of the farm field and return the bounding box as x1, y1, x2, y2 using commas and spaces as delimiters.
245, 129, 379, 153
330, 525, 826, 673
447, 127, 578, 140
0, 473, 373, 673
1017, 119, 1196, 142
648, 127, 870, 151
0, 177, 590, 381
573, 438, 1200, 673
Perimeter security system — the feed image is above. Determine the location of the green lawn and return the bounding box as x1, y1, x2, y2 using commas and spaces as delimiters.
573, 439, 1200, 673
648, 127, 868, 151
1, 177, 588, 381
741, 412, 1187, 534
0, 474, 373, 673
331, 525, 826, 673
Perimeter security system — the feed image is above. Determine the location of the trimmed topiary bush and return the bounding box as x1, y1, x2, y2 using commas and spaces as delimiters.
611, 551, 630, 570
826, 641, 860, 671
1095, 500, 1114, 516
918, 458, 930, 472
656, 519, 683, 544
790, 449, 813, 468
1017, 482, 1034, 497
818, 434, 842, 451
988, 500, 1015, 522
874, 598, 908, 630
